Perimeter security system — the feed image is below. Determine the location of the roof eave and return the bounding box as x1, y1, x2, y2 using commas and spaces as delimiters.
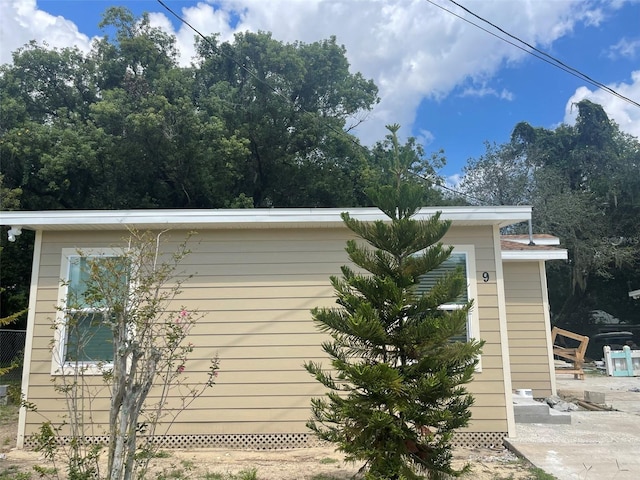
0, 206, 532, 231
502, 250, 568, 261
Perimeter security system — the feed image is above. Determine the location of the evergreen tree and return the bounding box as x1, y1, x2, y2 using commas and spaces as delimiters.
305, 125, 483, 479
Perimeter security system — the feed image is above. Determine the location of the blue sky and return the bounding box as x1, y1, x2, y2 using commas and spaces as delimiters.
2, 0, 640, 182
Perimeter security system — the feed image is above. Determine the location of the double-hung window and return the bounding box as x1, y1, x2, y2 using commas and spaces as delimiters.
415, 246, 480, 343
53, 248, 128, 373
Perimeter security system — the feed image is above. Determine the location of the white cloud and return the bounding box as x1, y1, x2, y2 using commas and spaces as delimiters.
564, 71, 640, 138
459, 86, 515, 101
0, 0, 624, 145
445, 173, 463, 190
416, 129, 435, 148
147, 2, 239, 67
0, 0, 93, 65
607, 37, 640, 59
195, 0, 594, 145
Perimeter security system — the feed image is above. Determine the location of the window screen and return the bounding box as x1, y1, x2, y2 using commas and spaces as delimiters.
416, 252, 469, 341
64, 256, 126, 363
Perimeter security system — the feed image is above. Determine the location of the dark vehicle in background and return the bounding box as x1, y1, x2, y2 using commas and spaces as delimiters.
587, 331, 638, 361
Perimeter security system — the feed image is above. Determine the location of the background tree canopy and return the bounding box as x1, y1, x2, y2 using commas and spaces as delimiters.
2, 7, 639, 338
0, 7, 456, 318
460, 99, 640, 336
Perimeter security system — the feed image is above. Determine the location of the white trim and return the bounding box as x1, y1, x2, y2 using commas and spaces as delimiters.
414, 246, 481, 370
0, 206, 532, 231
453, 246, 481, 347
502, 250, 567, 261
17, 231, 42, 449
629, 290, 640, 299
429, 246, 482, 371
539, 261, 558, 397
493, 226, 516, 437
503, 237, 560, 246
51, 248, 124, 376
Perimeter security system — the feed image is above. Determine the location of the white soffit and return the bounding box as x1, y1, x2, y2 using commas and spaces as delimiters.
502, 249, 568, 261
0, 206, 532, 231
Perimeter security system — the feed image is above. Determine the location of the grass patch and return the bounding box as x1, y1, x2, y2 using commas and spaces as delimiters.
318, 457, 339, 464
205, 469, 258, 480
0, 465, 31, 480
236, 468, 258, 480
160, 468, 258, 480
527, 466, 558, 480
0, 403, 19, 426
202, 474, 226, 480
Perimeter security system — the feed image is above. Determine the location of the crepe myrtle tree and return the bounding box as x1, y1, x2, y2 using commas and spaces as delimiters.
305, 125, 483, 480
31, 231, 219, 480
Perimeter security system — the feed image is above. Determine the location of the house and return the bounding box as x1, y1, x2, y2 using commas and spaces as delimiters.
501, 234, 567, 396
0, 207, 566, 450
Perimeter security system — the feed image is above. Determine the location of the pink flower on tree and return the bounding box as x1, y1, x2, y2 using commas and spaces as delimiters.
174, 309, 192, 333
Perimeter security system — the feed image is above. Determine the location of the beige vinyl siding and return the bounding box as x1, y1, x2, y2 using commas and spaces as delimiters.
24, 228, 344, 437
504, 261, 554, 397
440, 226, 509, 433
23, 224, 510, 439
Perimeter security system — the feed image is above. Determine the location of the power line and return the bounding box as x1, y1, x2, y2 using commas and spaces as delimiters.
156, 0, 490, 206
426, 0, 640, 109
446, 0, 640, 108
157, 0, 372, 152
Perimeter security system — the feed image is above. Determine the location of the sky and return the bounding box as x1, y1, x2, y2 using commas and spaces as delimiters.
2, 0, 640, 182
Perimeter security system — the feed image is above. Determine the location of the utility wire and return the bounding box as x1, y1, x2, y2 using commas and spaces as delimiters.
156, 0, 490, 206
427, 0, 640, 109
446, 0, 637, 106
157, 0, 373, 150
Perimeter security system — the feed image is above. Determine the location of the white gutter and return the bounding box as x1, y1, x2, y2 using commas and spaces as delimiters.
502, 250, 568, 261
0, 206, 532, 233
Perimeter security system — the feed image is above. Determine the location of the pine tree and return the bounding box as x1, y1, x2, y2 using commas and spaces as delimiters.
305, 125, 484, 479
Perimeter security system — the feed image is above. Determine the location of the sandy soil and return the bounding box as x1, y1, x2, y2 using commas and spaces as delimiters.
1, 446, 539, 480
1, 410, 539, 479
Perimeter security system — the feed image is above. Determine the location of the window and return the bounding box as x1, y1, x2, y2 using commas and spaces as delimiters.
415, 247, 479, 343
53, 249, 128, 373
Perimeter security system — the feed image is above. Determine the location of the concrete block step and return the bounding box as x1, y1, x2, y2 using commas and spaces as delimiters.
513, 396, 572, 425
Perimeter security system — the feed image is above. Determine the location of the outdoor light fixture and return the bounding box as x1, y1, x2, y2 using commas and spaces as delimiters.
7, 226, 22, 242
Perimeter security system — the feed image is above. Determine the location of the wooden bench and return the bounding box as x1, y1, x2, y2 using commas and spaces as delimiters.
552, 327, 589, 380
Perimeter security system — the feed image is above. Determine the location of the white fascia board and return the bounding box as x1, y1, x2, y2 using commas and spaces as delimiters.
0, 206, 531, 231
504, 237, 560, 246
629, 290, 640, 299
502, 249, 568, 261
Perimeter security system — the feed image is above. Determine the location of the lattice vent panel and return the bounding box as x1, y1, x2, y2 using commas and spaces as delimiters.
24, 433, 323, 450
452, 432, 508, 448
24, 431, 506, 450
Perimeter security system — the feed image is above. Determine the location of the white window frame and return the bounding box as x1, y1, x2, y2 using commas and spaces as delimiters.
417, 244, 481, 368
438, 246, 480, 342
52, 247, 125, 375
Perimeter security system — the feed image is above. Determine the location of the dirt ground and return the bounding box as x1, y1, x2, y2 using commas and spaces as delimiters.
0, 418, 543, 480
0, 446, 541, 480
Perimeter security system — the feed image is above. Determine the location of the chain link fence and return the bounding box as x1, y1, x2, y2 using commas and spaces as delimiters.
0, 329, 26, 383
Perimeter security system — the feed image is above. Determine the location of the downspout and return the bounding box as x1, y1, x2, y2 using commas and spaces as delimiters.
528, 218, 535, 246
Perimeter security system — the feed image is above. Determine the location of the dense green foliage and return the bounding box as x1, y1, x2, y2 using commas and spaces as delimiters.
0, 7, 459, 317
461, 100, 640, 333
5, 5, 634, 339
305, 125, 483, 480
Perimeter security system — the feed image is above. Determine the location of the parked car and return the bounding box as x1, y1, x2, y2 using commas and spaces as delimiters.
587, 331, 637, 361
